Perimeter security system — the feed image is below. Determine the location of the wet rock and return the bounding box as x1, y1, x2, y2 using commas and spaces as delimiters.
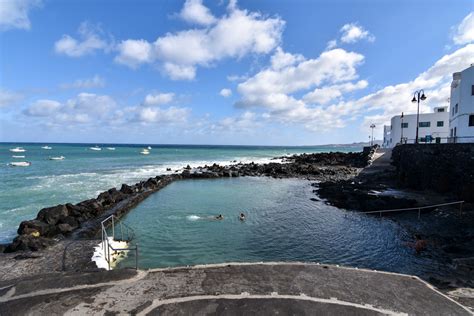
58, 216, 79, 229
18, 220, 52, 236
120, 184, 134, 195
36, 205, 69, 225
58, 223, 74, 234
4, 235, 55, 252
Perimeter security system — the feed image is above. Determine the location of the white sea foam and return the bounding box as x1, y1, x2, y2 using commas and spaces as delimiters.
186, 215, 201, 221
91, 237, 129, 270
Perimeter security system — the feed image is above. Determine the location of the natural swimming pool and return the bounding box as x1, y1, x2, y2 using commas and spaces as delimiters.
116, 177, 453, 278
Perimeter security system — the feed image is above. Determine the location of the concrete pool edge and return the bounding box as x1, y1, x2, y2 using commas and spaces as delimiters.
0, 262, 471, 315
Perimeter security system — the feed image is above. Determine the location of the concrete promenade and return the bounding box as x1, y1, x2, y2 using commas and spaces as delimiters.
0, 262, 471, 315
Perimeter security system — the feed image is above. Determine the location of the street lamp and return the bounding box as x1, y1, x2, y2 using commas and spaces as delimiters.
370, 123, 376, 146
411, 90, 427, 144
400, 112, 404, 144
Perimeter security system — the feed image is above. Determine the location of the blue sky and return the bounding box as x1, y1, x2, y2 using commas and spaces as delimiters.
0, 0, 473, 145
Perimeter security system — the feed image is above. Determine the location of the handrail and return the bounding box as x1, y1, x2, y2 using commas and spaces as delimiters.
362, 200, 464, 219
101, 215, 138, 270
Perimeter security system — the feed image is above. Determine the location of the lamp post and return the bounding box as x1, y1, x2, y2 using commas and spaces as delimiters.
400, 112, 404, 144
370, 123, 376, 146
411, 90, 427, 144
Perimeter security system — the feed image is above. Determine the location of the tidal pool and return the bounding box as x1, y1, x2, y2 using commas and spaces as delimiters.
116, 177, 452, 278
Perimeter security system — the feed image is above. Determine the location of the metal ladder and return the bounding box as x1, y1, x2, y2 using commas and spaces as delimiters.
101, 215, 139, 270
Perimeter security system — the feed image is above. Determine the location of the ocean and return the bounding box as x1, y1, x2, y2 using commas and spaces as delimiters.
0, 142, 361, 243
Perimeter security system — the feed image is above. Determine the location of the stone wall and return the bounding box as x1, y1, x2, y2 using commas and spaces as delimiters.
391, 143, 474, 202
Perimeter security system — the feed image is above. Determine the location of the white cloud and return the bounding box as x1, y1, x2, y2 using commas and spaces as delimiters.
163, 63, 197, 80
452, 12, 474, 45
0, 0, 41, 31
143, 93, 175, 106
24, 99, 61, 116
326, 39, 337, 50
357, 44, 474, 128
136, 106, 190, 124
115, 2, 284, 80
60, 75, 105, 89
54, 22, 110, 57
234, 48, 365, 131
237, 48, 364, 108
227, 74, 247, 81
0, 89, 23, 107
114, 39, 154, 68
219, 88, 232, 97
179, 0, 217, 26
24, 93, 117, 125
302, 80, 368, 105
65, 92, 116, 118
270, 47, 304, 70
234, 43, 473, 133
340, 23, 375, 44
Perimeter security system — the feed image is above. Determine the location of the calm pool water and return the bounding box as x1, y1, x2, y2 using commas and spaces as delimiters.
117, 177, 453, 279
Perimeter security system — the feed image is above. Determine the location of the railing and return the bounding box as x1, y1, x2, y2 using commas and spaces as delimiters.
101, 215, 139, 270
396, 136, 474, 145
362, 201, 464, 219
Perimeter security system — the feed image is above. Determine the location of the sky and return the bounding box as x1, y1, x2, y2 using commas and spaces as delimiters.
0, 0, 473, 146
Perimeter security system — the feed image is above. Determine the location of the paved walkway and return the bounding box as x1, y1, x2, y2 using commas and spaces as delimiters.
0, 262, 470, 315
359, 148, 394, 176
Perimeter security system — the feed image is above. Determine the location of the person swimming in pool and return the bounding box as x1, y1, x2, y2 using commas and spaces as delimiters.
215, 214, 224, 220
239, 213, 245, 221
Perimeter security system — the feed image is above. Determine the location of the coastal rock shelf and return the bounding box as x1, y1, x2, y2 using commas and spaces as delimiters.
3, 148, 378, 253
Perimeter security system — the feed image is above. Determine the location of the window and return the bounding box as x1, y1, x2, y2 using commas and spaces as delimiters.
401, 122, 408, 128
472, 85, 474, 96
437, 121, 444, 127
437, 108, 445, 112
455, 103, 458, 114
469, 115, 474, 127
419, 122, 430, 128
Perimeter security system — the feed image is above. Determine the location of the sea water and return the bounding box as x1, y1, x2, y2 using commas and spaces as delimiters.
0, 142, 360, 243
115, 177, 453, 279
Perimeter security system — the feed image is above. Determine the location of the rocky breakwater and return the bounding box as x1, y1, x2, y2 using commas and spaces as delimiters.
184, 147, 375, 181
5, 175, 178, 252
316, 146, 418, 212
3, 148, 376, 253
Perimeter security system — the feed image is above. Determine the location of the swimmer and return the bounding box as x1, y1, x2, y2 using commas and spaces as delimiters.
239, 213, 245, 221
406, 234, 428, 254
215, 214, 224, 220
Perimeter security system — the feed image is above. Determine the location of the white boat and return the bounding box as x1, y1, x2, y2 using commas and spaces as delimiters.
9, 147, 26, 153
49, 156, 65, 160
12, 155, 25, 158
41, 146, 52, 150
90, 146, 102, 151
140, 149, 150, 155
107, 147, 116, 151
147, 146, 152, 150
8, 161, 31, 167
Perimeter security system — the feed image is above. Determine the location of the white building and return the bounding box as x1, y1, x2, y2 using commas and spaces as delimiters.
449, 65, 474, 142
385, 106, 449, 148
382, 125, 391, 148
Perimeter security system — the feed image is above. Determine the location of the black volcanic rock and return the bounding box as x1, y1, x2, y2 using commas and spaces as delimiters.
36, 205, 69, 225
5, 235, 55, 252
18, 220, 52, 236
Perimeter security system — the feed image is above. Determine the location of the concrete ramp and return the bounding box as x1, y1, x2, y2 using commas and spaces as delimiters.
0, 263, 471, 315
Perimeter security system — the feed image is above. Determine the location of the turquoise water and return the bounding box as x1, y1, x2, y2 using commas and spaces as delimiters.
0, 142, 361, 243
116, 177, 452, 278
